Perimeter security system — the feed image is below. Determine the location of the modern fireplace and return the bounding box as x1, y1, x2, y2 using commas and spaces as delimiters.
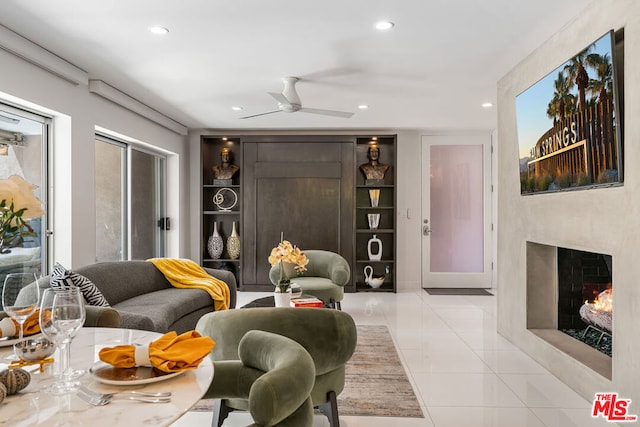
526, 241, 612, 379
557, 248, 612, 357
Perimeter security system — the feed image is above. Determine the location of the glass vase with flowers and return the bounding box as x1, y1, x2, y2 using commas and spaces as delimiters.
268, 240, 309, 306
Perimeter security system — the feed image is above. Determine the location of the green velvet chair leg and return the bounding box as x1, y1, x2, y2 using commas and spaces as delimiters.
317, 391, 340, 427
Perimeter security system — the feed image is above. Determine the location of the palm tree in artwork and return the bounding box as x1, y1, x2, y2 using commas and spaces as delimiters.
546, 98, 559, 126
586, 52, 613, 104
547, 72, 576, 123
563, 43, 595, 111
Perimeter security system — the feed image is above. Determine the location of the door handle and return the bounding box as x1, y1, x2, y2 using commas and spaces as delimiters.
423, 225, 432, 236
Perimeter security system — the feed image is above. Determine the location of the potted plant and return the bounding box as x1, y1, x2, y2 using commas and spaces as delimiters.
268, 240, 308, 306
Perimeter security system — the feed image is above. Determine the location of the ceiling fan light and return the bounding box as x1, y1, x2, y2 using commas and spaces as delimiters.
375, 21, 394, 31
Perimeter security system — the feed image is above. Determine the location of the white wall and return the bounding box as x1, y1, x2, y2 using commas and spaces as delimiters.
497, 0, 640, 409
0, 46, 188, 269
396, 130, 423, 291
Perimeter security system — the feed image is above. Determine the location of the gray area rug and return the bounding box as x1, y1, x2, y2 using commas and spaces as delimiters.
191, 325, 423, 418
424, 287, 493, 296
339, 325, 424, 417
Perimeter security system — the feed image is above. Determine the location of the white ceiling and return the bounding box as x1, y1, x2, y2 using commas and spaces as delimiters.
0, 0, 596, 131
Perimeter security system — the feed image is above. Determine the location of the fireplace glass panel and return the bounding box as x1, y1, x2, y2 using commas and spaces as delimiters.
557, 248, 612, 356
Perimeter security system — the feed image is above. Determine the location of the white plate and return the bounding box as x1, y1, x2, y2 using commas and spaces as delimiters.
89, 361, 184, 385
0, 333, 42, 348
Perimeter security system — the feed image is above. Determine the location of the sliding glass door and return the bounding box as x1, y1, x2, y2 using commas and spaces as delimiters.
130, 148, 166, 260
95, 138, 125, 261
0, 104, 49, 280
95, 135, 166, 261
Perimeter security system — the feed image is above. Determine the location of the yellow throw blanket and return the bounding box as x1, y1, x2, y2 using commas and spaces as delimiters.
148, 258, 230, 311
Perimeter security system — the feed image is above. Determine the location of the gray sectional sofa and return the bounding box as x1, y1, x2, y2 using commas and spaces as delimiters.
34, 260, 237, 333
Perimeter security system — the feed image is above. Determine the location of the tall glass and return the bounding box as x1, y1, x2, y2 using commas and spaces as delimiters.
2, 272, 40, 342
48, 288, 85, 394
39, 289, 84, 379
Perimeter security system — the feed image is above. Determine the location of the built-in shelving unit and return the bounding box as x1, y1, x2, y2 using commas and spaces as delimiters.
354, 136, 397, 292
199, 134, 397, 293
201, 137, 242, 287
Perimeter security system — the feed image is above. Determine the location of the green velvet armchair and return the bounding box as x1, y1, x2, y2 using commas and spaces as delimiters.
268, 250, 350, 309
196, 307, 358, 427
206, 329, 316, 427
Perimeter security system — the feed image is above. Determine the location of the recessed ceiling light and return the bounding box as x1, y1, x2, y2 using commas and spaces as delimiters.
375, 21, 394, 31
231, 106, 243, 111
482, 102, 494, 108
149, 26, 169, 35
358, 104, 369, 110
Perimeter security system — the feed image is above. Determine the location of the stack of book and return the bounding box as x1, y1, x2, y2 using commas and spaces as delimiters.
290, 297, 324, 308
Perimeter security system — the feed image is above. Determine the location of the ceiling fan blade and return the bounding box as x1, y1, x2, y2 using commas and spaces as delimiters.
268, 92, 289, 105
298, 107, 354, 118
239, 110, 282, 119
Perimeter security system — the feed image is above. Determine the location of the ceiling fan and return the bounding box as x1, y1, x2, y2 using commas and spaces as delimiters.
239, 77, 354, 119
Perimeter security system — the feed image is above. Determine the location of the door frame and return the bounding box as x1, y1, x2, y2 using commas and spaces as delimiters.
421, 133, 493, 288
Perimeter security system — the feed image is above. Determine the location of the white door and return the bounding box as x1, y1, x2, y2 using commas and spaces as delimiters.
421, 134, 492, 288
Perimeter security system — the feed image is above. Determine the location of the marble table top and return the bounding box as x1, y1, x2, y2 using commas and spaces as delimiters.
0, 327, 214, 427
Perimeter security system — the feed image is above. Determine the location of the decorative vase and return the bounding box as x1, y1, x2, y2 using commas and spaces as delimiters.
207, 222, 224, 259
367, 213, 380, 230
368, 189, 380, 207
274, 287, 292, 307
364, 265, 384, 288
367, 234, 383, 261
227, 222, 240, 260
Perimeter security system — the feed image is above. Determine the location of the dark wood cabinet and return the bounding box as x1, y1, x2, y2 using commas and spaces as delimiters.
200, 134, 396, 293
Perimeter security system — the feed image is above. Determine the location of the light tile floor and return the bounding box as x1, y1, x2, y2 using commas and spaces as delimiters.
172, 289, 617, 427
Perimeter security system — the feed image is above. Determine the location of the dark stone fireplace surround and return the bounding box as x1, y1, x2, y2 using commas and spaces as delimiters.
526, 241, 612, 379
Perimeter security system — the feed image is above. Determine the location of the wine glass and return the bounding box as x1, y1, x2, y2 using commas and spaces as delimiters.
39, 289, 84, 380
48, 288, 85, 394
2, 272, 40, 342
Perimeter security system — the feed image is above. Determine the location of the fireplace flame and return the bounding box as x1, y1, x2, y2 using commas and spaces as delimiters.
591, 288, 612, 312
580, 288, 612, 332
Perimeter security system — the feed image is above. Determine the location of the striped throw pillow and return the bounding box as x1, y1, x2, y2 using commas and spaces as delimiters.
50, 263, 110, 307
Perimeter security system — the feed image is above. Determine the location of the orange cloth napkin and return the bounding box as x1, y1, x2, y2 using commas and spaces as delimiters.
98, 330, 215, 373
0, 309, 41, 338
